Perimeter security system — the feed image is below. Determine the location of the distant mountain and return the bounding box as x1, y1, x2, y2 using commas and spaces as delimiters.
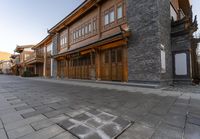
0, 51, 11, 61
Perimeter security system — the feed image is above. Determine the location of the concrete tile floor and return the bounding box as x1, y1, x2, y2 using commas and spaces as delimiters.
0, 75, 200, 139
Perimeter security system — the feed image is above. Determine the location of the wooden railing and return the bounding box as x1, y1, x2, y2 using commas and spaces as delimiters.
26, 52, 44, 61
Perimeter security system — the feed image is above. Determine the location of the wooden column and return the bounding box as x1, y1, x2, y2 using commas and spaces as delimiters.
34, 64, 37, 75
95, 49, 101, 80
98, 5, 101, 39
43, 45, 47, 77
122, 45, 128, 82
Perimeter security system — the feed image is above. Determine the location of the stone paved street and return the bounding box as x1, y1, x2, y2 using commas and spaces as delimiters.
0, 75, 200, 139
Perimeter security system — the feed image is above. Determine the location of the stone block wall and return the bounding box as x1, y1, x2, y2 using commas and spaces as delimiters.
126, 0, 172, 85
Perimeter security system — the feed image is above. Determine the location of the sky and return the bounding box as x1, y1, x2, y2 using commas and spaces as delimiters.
0, 0, 199, 54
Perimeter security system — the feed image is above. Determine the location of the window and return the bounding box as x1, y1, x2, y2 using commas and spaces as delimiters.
24, 54, 30, 60
73, 31, 76, 41
104, 8, 115, 26
104, 13, 109, 25
93, 19, 97, 31
117, 5, 123, 19
76, 30, 78, 38
79, 29, 81, 37
88, 23, 92, 33
85, 25, 88, 34
82, 28, 85, 36
110, 10, 115, 23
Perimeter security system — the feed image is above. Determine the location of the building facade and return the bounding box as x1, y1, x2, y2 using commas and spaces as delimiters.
14, 45, 34, 76
31, 35, 53, 77
13, 0, 199, 85
10, 54, 20, 75
0, 60, 12, 74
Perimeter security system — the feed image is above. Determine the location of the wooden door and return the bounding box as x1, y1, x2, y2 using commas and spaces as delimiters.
101, 47, 123, 81
101, 50, 111, 80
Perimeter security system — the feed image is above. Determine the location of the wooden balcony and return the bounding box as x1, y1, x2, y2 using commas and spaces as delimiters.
25, 52, 44, 65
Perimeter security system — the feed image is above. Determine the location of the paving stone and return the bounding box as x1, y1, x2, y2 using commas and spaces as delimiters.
150, 106, 170, 116
184, 123, 200, 139
65, 109, 85, 117
51, 131, 78, 139
97, 112, 115, 122
21, 107, 53, 118
7, 125, 34, 139
0, 108, 16, 116
163, 113, 186, 129
50, 114, 69, 123
58, 119, 76, 130
84, 132, 102, 139
16, 108, 35, 115
5, 114, 46, 131
151, 132, 179, 139
87, 109, 101, 116
187, 113, 200, 126
73, 113, 91, 122
0, 121, 3, 129
169, 105, 188, 116
118, 123, 155, 139
44, 108, 71, 118
17, 125, 65, 139
86, 118, 103, 128
10, 101, 25, 106
15, 105, 31, 111
0, 129, 7, 139
70, 125, 92, 138
21, 111, 41, 119
1, 113, 23, 124
154, 123, 183, 139
139, 114, 162, 128
113, 117, 131, 129
31, 119, 54, 131
33, 105, 50, 110
100, 123, 121, 138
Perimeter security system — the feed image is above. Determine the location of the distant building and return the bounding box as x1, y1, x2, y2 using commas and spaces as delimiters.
14, 45, 34, 75
0, 60, 12, 74
10, 54, 20, 75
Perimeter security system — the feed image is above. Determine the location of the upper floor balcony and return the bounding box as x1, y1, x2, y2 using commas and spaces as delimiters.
25, 51, 44, 65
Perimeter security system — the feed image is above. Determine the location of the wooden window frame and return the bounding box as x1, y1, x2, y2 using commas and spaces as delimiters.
117, 3, 123, 20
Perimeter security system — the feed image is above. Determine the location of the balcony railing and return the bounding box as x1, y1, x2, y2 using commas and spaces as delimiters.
25, 52, 44, 61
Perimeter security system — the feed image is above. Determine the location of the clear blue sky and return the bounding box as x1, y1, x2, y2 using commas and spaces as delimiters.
0, 0, 199, 53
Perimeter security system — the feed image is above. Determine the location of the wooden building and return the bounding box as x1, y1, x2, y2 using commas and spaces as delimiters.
14, 45, 34, 76
10, 54, 20, 75
31, 35, 52, 77
48, 0, 130, 82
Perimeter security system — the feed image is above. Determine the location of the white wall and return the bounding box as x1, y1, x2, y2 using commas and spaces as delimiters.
175, 53, 187, 75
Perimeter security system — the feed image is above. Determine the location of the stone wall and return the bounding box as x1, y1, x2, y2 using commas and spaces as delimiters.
126, 0, 172, 84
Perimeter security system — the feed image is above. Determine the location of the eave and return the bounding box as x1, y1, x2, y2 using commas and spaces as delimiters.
48, 0, 103, 34
32, 35, 52, 50
179, 0, 190, 16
